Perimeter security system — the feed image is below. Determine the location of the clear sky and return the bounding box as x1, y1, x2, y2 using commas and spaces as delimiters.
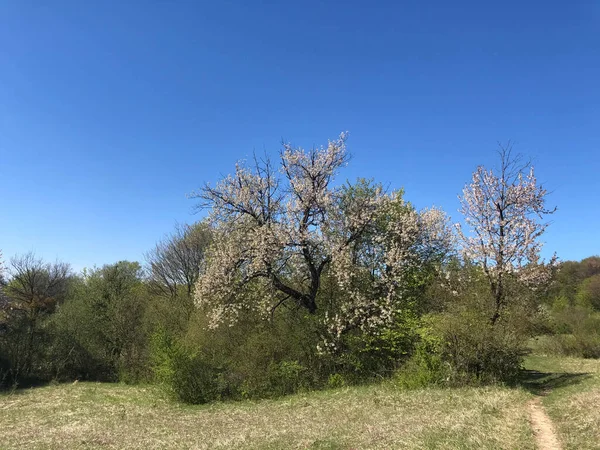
1, 1, 598, 272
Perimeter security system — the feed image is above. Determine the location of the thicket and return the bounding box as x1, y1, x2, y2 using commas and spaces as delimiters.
0, 138, 579, 403
531, 256, 600, 358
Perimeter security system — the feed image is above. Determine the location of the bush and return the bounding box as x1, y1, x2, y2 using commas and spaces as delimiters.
0, 353, 12, 389
398, 311, 528, 387
170, 352, 223, 404
149, 328, 179, 385
45, 289, 120, 382
537, 303, 600, 359
327, 373, 347, 389
240, 360, 310, 398
149, 310, 323, 403
150, 328, 224, 404
441, 313, 525, 383
531, 332, 600, 359
395, 344, 449, 389
530, 334, 575, 356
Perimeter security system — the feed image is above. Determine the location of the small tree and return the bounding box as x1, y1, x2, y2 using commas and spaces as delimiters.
0, 249, 4, 282
145, 223, 212, 334
0, 250, 7, 312
86, 261, 146, 364
146, 222, 212, 300
3, 253, 71, 374
457, 144, 556, 324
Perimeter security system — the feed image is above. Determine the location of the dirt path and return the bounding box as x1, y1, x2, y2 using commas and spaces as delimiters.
528, 397, 562, 450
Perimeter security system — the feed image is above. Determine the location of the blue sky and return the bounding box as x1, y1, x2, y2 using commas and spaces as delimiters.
1, 0, 598, 272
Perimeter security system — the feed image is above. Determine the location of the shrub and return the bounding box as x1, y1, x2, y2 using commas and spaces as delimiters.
149, 328, 179, 385
240, 360, 310, 399
395, 344, 449, 389
149, 328, 222, 404
400, 311, 528, 387
169, 352, 223, 404
530, 334, 575, 356
439, 312, 526, 383
327, 373, 347, 389
539, 303, 600, 358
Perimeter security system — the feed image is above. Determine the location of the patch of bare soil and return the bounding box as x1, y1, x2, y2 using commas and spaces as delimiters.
528, 397, 562, 450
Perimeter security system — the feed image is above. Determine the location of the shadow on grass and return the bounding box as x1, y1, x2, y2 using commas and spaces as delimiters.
0, 377, 54, 396
519, 369, 591, 396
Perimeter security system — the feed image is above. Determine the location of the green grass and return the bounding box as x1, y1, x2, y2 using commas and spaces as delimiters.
0, 381, 534, 449
523, 355, 600, 450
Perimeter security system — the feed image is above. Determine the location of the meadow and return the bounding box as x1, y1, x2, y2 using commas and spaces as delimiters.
2, 355, 598, 450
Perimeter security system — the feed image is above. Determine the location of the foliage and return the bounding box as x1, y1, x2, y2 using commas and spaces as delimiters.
533, 256, 600, 359
149, 327, 180, 385
46, 261, 150, 382
149, 308, 320, 402
535, 306, 600, 359
326, 306, 420, 380
46, 277, 117, 381
0, 253, 71, 381
396, 310, 529, 389
191, 135, 452, 357
145, 222, 212, 335
576, 274, 600, 310
412, 259, 538, 385
168, 351, 224, 404
429, 310, 527, 384
394, 338, 449, 389
8, 136, 600, 410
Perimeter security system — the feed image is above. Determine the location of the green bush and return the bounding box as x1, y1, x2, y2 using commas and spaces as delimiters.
538, 303, 600, 358
530, 334, 574, 356
400, 311, 528, 386
149, 328, 221, 404
531, 332, 600, 359
268, 360, 308, 395
324, 308, 419, 384
443, 314, 524, 383
150, 309, 325, 403
149, 328, 179, 385
0, 351, 14, 389
573, 334, 600, 358
395, 344, 449, 389
327, 373, 347, 389
240, 360, 311, 399
170, 352, 223, 404
220, 314, 321, 399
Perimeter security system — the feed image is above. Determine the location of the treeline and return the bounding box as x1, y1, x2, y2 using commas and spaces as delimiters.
0, 224, 209, 388
0, 136, 593, 403
534, 256, 600, 358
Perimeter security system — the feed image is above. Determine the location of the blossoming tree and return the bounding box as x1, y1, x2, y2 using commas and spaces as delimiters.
190, 134, 453, 347
0, 250, 6, 312
457, 144, 556, 324
0, 249, 4, 285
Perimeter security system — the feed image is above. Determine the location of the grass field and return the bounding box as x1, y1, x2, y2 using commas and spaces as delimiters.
0, 383, 533, 449
0, 355, 598, 449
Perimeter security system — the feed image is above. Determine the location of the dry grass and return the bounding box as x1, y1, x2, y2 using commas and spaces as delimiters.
0, 381, 534, 449
524, 356, 600, 450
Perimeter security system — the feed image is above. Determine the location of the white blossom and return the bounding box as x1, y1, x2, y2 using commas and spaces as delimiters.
456, 145, 556, 323
190, 134, 453, 350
